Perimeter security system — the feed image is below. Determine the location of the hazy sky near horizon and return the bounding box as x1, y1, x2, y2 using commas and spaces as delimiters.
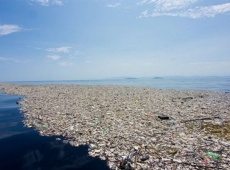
0, 0, 230, 81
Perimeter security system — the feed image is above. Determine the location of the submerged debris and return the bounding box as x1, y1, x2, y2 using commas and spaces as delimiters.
0, 83, 230, 169
201, 122, 230, 140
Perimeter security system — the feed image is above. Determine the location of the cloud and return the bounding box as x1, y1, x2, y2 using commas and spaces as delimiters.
74, 51, 84, 55
0, 57, 21, 62
46, 54, 61, 60
0, 24, 22, 36
139, 10, 149, 18
29, 0, 64, 6
46, 47, 71, 53
184, 3, 230, 18
30, 0, 49, 6
52, 0, 63, 5
107, 3, 121, 8
138, 0, 198, 11
139, 2, 230, 18
59, 61, 73, 66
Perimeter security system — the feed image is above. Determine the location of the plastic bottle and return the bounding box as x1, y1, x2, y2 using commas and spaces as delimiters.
206, 152, 220, 159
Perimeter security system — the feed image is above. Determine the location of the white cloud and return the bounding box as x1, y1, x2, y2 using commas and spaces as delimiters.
138, 0, 198, 11
139, 3, 230, 18
29, 0, 64, 6
107, 3, 121, 8
0, 24, 22, 36
139, 10, 149, 18
52, 0, 63, 5
185, 3, 230, 18
137, 0, 147, 5
74, 51, 84, 55
0, 57, 21, 62
46, 47, 71, 53
46, 54, 61, 60
59, 61, 73, 66
30, 0, 49, 6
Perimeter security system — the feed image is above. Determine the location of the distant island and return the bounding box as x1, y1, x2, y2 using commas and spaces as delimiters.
153, 77, 164, 79
125, 77, 138, 79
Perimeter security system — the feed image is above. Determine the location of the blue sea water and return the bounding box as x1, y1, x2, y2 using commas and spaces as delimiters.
0, 76, 230, 170
8, 76, 230, 92
0, 92, 109, 170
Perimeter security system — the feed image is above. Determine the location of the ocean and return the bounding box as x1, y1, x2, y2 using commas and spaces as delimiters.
0, 92, 109, 170
0, 76, 229, 170
8, 76, 230, 92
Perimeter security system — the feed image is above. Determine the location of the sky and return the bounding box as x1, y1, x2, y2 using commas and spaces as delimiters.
0, 0, 230, 81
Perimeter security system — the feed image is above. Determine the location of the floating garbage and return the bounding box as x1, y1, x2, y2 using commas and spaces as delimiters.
206, 151, 220, 159
0, 83, 230, 169
158, 115, 169, 120
69, 126, 74, 131
63, 140, 69, 144
119, 159, 127, 169
201, 122, 230, 140
89, 144, 96, 149
140, 155, 149, 161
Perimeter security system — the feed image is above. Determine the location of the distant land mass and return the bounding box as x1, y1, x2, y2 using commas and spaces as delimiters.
153, 77, 164, 79
125, 77, 138, 79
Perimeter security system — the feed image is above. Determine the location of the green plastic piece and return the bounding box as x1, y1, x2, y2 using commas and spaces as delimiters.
206, 152, 220, 159
42, 125, 46, 128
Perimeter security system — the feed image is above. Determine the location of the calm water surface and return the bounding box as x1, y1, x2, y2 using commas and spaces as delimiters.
8, 76, 230, 91
0, 92, 109, 170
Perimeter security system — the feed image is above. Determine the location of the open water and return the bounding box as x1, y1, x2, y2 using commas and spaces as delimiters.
9, 76, 230, 92
0, 76, 230, 170
0, 91, 109, 170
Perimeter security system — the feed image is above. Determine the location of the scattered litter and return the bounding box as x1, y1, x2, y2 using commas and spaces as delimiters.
206, 151, 220, 159
69, 126, 74, 131
158, 115, 169, 120
63, 140, 69, 144
140, 155, 149, 161
89, 144, 96, 149
0, 83, 230, 169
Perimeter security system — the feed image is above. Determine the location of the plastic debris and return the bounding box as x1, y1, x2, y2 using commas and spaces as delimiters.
89, 144, 96, 149
206, 151, 220, 159
1, 83, 230, 170
69, 126, 74, 131
119, 159, 127, 169
158, 115, 169, 120
140, 155, 149, 161
63, 140, 69, 144
133, 146, 139, 150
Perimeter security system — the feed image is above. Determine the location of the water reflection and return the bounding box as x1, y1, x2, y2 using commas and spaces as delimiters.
0, 93, 109, 170
0, 133, 109, 170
